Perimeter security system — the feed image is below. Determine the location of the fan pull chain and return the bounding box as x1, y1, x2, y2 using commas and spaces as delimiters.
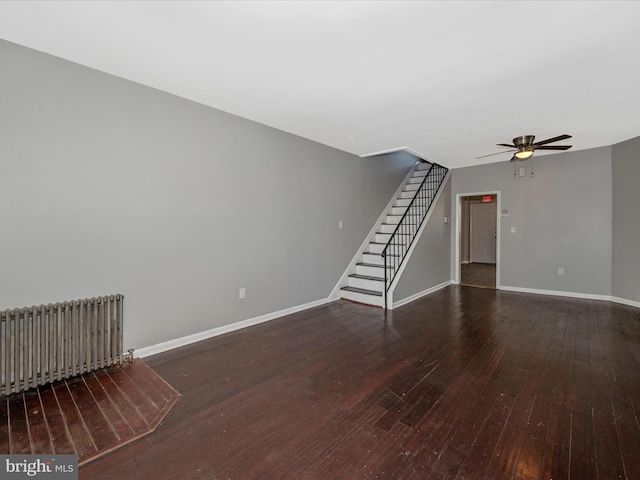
530, 157, 535, 177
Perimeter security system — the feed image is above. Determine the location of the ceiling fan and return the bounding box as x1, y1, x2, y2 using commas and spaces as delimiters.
477, 134, 573, 161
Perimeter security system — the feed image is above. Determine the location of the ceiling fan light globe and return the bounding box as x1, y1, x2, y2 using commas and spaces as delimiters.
514, 149, 534, 160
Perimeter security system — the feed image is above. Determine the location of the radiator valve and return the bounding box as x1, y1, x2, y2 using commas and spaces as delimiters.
124, 348, 135, 364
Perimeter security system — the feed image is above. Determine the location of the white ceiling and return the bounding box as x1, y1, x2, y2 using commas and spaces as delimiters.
1, 1, 640, 169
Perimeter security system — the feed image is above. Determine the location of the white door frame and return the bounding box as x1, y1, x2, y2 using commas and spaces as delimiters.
454, 191, 501, 287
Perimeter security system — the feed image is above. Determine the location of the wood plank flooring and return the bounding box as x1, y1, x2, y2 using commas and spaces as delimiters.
1, 360, 180, 465
461, 263, 496, 289
79, 286, 640, 479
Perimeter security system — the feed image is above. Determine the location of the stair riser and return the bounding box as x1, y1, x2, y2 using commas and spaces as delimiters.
355, 264, 390, 277
374, 233, 392, 243
362, 253, 384, 265
395, 198, 412, 208
374, 235, 409, 247
341, 290, 384, 307
399, 191, 417, 199
368, 243, 385, 254
385, 216, 402, 224
390, 206, 408, 216
349, 276, 385, 291
416, 162, 432, 171
404, 183, 420, 191
399, 191, 436, 202
378, 224, 397, 234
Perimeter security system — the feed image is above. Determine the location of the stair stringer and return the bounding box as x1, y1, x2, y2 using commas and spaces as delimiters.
328, 161, 425, 301
385, 169, 452, 309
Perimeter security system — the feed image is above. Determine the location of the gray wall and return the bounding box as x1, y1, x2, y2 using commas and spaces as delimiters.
0, 40, 415, 350
451, 147, 613, 296
611, 136, 640, 303
393, 175, 452, 303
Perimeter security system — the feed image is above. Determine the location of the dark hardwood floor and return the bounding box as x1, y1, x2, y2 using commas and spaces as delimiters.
80, 286, 640, 479
461, 263, 496, 289
1, 360, 180, 465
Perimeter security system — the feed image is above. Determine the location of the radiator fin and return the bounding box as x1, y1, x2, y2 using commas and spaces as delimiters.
1, 294, 124, 397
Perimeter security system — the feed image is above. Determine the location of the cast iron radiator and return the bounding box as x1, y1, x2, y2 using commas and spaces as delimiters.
0, 294, 125, 397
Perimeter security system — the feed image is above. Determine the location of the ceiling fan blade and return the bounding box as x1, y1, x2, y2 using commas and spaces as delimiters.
534, 145, 572, 151
476, 150, 516, 159
533, 134, 572, 146
497, 143, 516, 148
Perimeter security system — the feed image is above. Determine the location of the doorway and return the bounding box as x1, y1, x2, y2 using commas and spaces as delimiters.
456, 193, 499, 289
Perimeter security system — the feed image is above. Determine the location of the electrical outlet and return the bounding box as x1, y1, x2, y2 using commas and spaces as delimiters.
511, 226, 516, 233
558, 268, 565, 276
338, 221, 343, 229
239, 287, 246, 299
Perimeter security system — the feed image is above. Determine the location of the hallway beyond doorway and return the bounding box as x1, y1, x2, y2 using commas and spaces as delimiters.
461, 262, 496, 289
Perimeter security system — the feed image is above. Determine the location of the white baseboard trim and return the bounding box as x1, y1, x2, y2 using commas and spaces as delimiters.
391, 281, 452, 309
499, 285, 612, 302
135, 297, 336, 358
135, 288, 638, 359
611, 296, 640, 309
501, 286, 640, 309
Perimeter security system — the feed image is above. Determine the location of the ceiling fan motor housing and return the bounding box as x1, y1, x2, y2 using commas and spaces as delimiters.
512, 135, 535, 159
513, 135, 535, 148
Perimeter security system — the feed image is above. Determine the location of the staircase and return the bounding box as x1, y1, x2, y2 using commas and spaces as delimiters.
340, 161, 448, 308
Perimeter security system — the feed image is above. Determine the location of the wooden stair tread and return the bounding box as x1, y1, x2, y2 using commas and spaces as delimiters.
340, 286, 383, 297
365, 251, 401, 257
348, 274, 385, 282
